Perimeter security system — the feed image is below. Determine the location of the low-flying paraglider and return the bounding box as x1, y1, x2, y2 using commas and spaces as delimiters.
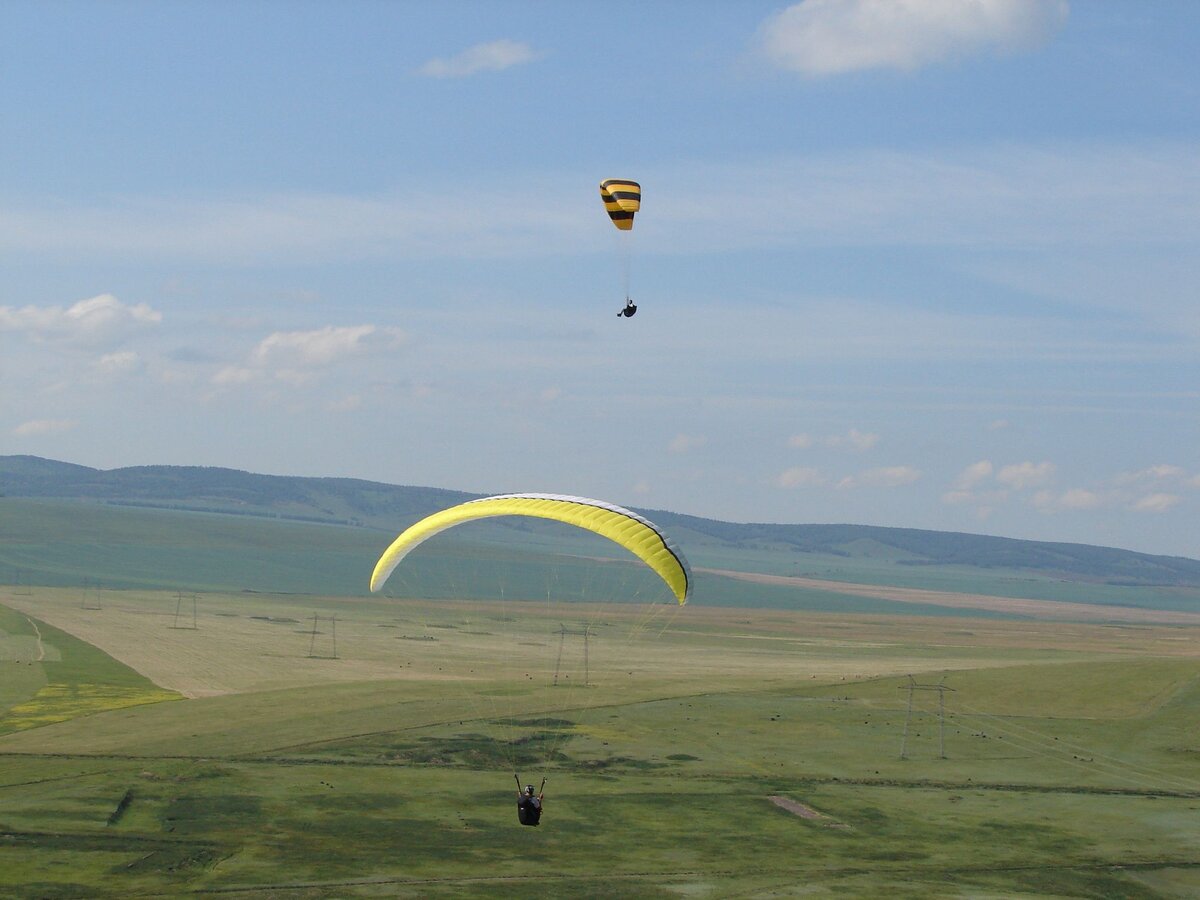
515, 775, 545, 826
599, 179, 641, 318
369, 491, 690, 826
371, 492, 690, 603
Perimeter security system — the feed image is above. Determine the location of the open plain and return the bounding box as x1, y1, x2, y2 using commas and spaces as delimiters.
3, 579, 1199, 898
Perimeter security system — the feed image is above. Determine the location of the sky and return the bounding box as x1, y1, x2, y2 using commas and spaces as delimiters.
1, 0, 1198, 558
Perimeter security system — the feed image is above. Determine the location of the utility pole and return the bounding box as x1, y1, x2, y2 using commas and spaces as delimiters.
899, 675, 955, 759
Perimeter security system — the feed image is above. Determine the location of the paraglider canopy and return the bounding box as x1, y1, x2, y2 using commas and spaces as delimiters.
370, 492, 690, 604
599, 179, 641, 231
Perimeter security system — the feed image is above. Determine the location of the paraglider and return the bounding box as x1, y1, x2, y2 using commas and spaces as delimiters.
371, 492, 691, 603
599, 179, 640, 232
369, 492, 691, 827
515, 775, 545, 826
599, 179, 641, 318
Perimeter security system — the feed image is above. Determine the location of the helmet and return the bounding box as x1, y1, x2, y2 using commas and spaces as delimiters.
526, 785, 535, 794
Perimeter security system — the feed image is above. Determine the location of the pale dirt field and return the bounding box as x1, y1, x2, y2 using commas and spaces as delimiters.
700, 567, 1200, 625
5, 586, 1198, 701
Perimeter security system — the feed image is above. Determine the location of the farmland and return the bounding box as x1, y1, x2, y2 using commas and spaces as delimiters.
2, 580, 1199, 897
1, 492, 1199, 896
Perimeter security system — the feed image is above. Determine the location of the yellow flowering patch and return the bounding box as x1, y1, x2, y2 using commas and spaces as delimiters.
570, 723, 629, 743
0, 683, 182, 733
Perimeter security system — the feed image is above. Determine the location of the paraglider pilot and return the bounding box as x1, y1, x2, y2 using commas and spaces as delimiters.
618, 297, 637, 318
515, 774, 545, 826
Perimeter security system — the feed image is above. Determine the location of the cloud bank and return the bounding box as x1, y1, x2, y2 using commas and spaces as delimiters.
13, 419, 78, 437
213, 324, 406, 387
759, 0, 1069, 75
0, 294, 161, 344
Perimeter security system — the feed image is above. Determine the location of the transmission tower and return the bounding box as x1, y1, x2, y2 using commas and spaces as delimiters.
11, 569, 32, 596
172, 591, 199, 630
898, 675, 955, 760
80, 578, 103, 610
307, 614, 338, 659
552, 623, 593, 687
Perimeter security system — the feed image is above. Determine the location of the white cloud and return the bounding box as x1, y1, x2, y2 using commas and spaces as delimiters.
327, 394, 363, 413
778, 466, 826, 488
832, 428, 879, 451
837, 465, 920, 489
1059, 488, 1101, 510
954, 459, 994, 490
96, 350, 140, 373
250, 325, 405, 369
539, 387, 563, 403
0, 294, 161, 344
759, 0, 1069, 76
1114, 464, 1186, 485
996, 460, 1054, 489
986, 419, 1010, 431
211, 366, 258, 386
1033, 488, 1101, 512
1133, 493, 1180, 513
788, 428, 878, 451
13, 418, 77, 437
418, 39, 537, 78
669, 433, 707, 454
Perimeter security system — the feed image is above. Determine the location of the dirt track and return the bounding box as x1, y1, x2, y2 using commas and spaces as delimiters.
698, 568, 1200, 625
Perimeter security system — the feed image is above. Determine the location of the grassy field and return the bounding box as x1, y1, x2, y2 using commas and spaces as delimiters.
2, 583, 1199, 898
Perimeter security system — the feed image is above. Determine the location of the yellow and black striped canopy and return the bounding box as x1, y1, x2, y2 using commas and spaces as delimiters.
599, 179, 641, 231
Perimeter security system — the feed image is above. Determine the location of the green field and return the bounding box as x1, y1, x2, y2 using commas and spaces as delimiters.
1, 581, 1198, 898
2, 498, 1199, 896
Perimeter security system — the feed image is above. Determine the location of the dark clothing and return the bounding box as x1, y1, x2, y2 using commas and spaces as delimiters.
619, 301, 637, 317
517, 794, 542, 826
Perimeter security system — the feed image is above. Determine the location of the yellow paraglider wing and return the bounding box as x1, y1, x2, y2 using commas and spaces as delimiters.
370, 492, 690, 603
599, 179, 641, 231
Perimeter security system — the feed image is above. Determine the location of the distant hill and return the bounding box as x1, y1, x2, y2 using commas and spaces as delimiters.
0, 454, 475, 529
3, 454, 1200, 589
644, 510, 1200, 588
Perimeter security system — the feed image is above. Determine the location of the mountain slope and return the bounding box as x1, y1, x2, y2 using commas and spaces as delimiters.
3, 454, 1199, 588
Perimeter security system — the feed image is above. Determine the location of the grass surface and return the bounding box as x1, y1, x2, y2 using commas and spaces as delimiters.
0, 603, 180, 736
2, 585, 1199, 897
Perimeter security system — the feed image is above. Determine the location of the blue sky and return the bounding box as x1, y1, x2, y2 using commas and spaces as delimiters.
2, 1, 1198, 558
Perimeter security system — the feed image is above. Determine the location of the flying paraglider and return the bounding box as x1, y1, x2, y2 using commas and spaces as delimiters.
515, 775, 545, 826
599, 179, 641, 318
599, 179, 640, 231
370, 492, 691, 604
369, 492, 690, 826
